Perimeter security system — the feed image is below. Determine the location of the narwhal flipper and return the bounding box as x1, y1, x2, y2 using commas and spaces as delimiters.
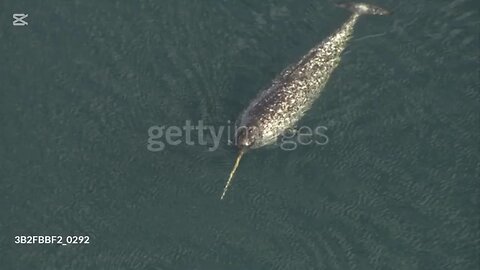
336, 2, 391, 16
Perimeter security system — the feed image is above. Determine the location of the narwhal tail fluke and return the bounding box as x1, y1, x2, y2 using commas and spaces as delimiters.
220, 150, 245, 200
336, 2, 391, 16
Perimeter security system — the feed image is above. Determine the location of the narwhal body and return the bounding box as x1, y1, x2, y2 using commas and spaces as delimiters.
221, 3, 390, 199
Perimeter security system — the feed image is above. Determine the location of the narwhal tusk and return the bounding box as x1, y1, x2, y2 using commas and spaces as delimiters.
220, 150, 245, 200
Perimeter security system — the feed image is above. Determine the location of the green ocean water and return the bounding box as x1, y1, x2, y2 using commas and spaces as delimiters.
1, 0, 479, 269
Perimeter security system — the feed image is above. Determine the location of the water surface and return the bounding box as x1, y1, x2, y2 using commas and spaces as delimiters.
1, 0, 478, 269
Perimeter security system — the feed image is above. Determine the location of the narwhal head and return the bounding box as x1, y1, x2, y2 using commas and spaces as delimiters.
235, 125, 259, 149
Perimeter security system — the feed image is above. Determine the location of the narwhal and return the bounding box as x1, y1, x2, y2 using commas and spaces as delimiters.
221, 2, 390, 200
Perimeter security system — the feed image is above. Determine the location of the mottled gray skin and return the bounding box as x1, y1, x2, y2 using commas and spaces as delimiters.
236, 3, 389, 149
